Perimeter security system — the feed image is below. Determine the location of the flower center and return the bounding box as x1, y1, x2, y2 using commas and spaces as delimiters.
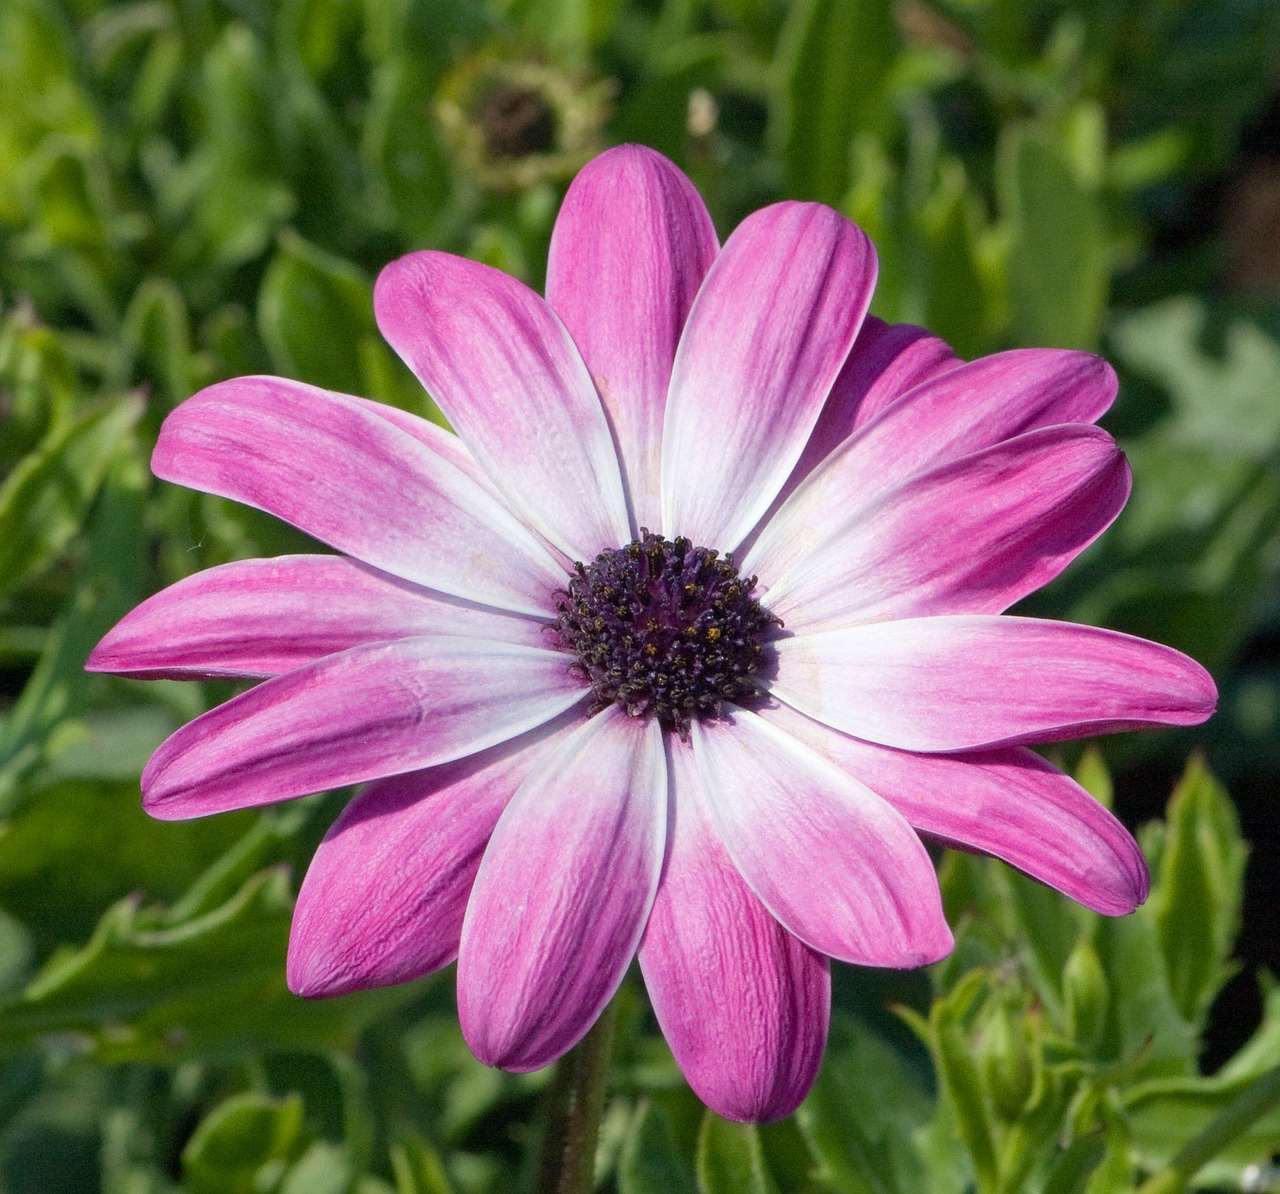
552, 531, 779, 735
475, 82, 559, 159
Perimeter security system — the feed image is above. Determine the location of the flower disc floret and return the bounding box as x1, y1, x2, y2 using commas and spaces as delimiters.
553, 531, 778, 734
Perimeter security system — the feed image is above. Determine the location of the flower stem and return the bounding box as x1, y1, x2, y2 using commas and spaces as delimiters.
534, 999, 619, 1194
1134, 1062, 1280, 1194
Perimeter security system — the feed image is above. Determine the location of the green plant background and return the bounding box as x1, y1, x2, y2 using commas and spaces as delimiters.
1, 0, 1278, 1190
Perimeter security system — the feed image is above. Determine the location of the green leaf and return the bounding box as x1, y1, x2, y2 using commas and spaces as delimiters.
923, 973, 998, 1192
362, 56, 452, 244
619, 1100, 696, 1194
796, 1014, 931, 1194
696, 1113, 778, 1194
1092, 909, 1196, 1079
281, 1141, 357, 1194
1150, 757, 1247, 1026
997, 126, 1108, 349
120, 277, 194, 406
1111, 297, 1280, 460
0, 448, 151, 808
258, 229, 374, 394
390, 1132, 457, 1194
912, 158, 991, 359
773, 0, 898, 205
0, 393, 143, 598
0, 867, 411, 1063
182, 1090, 305, 1194
257, 228, 432, 418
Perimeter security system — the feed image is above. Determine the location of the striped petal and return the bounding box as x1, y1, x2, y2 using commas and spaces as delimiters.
546, 144, 718, 531
142, 637, 586, 819
770, 616, 1217, 752
661, 203, 876, 551
287, 714, 579, 997
744, 349, 1117, 584
87, 555, 549, 680
765, 425, 1131, 632
374, 251, 630, 561
639, 736, 829, 1122
692, 709, 952, 967
762, 702, 1149, 915
154, 377, 565, 616
458, 707, 666, 1070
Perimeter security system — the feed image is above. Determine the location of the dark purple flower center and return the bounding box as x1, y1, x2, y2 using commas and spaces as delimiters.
552, 531, 779, 736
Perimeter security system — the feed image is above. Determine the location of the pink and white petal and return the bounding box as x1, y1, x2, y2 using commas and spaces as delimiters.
769, 616, 1217, 753
457, 708, 666, 1071
661, 203, 877, 551
743, 349, 1117, 586
141, 637, 586, 819
546, 145, 719, 531
638, 736, 829, 1123
783, 318, 961, 499
154, 378, 565, 616
765, 425, 1131, 633
351, 398, 505, 500
691, 709, 953, 967
374, 252, 630, 560
288, 712, 580, 997
762, 702, 1149, 915
87, 555, 550, 680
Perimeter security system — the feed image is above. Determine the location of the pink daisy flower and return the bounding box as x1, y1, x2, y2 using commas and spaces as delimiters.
88, 145, 1215, 1122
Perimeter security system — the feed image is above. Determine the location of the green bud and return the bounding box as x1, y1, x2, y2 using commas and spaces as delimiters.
1063, 940, 1109, 1050
980, 992, 1036, 1121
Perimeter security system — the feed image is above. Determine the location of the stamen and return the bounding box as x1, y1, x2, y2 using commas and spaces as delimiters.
552, 530, 779, 736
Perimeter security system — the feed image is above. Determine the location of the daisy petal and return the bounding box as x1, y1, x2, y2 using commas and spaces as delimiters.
770, 615, 1217, 752
154, 378, 565, 616
638, 737, 830, 1123
546, 144, 718, 531
141, 638, 586, 819
784, 317, 961, 498
692, 709, 952, 967
762, 703, 1149, 915
288, 714, 579, 997
87, 555, 549, 680
351, 398, 508, 500
744, 349, 1117, 583
374, 251, 630, 560
767, 425, 1131, 632
458, 708, 666, 1071
661, 203, 877, 550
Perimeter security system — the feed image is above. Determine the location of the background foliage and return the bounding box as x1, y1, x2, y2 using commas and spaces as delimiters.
1, 0, 1278, 1189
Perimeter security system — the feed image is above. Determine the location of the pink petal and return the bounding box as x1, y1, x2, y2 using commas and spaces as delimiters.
546, 145, 719, 531
770, 615, 1217, 752
691, 709, 953, 967
765, 425, 1132, 633
457, 708, 666, 1071
87, 555, 550, 680
661, 203, 877, 551
287, 713, 580, 997
141, 637, 586, 819
762, 702, 1149, 915
154, 378, 565, 616
374, 252, 630, 561
638, 736, 829, 1123
784, 317, 961, 498
351, 398, 508, 501
743, 348, 1117, 585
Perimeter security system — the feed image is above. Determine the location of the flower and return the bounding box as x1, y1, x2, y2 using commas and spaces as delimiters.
87, 144, 1216, 1123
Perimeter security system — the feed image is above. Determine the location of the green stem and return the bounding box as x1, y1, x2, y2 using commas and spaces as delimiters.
1135, 1062, 1280, 1194
534, 1000, 620, 1194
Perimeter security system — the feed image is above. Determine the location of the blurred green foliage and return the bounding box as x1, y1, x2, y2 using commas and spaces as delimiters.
1, 0, 1279, 1189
